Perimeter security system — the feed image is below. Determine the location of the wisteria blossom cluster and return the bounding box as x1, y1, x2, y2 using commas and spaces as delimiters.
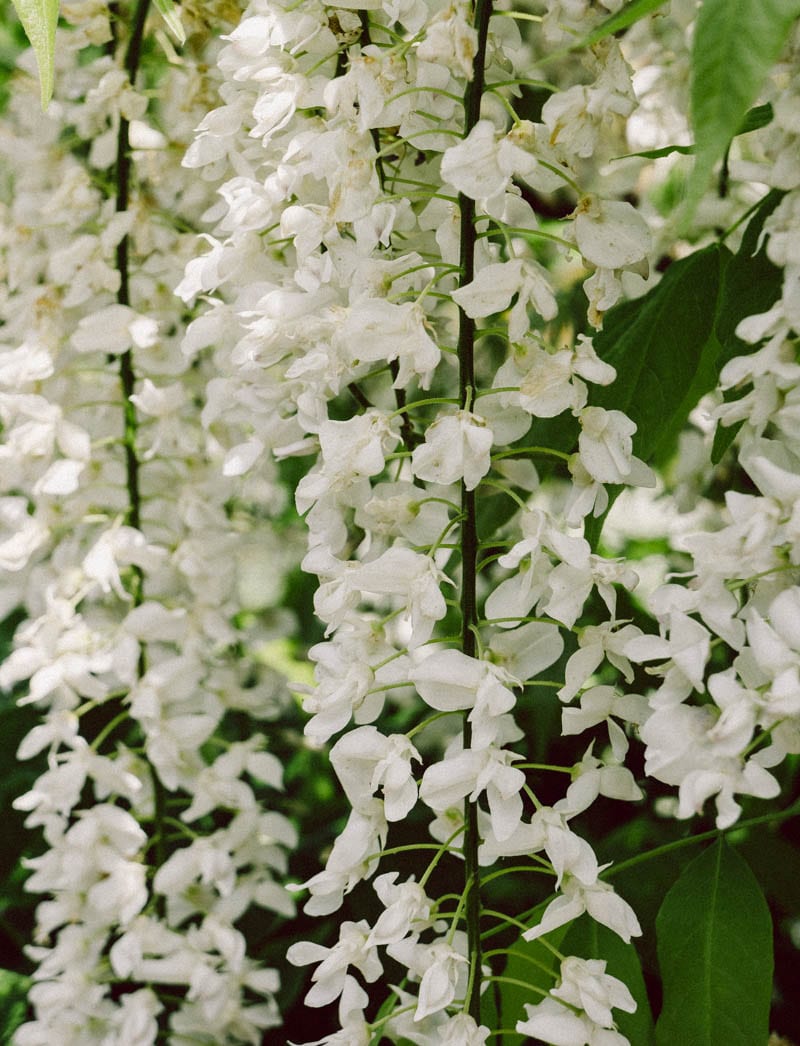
2, 0, 800, 1041
175, 0, 676, 1041
174, 0, 800, 1040
0, 3, 301, 1042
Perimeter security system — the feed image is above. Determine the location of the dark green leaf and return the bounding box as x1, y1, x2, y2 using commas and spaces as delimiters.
0, 968, 30, 1040
710, 410, 744, 464
614, 144, 694, 161
0, 703, 47, 877
715, 190, 784, 351
562, 915, 655, 1046
688, 0, 800, 209
368, 985, 406, 1046
655, 838, 773, 1046
591, 243, 728, 466
711, 190, 785, 463
737, 829, 800, 916
737, 102, 775, 135
600, 818, 697, 976
0, 607, 25, 682
583, 484, 622, 552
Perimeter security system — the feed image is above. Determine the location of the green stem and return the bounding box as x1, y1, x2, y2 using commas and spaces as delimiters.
457, 0, 493, 1024
420, 825, 468, 888
115, 0, 168, 913
486, 975, 548, 998
483, 947, 556, 979
603, 799, 800, 880
492, 445, 571, 463
115, 0, 150, 579
406, 709, 463, 740
481, 908, 531, 934
480, 477, 527, 510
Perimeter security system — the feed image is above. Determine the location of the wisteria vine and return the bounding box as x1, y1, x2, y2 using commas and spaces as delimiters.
1, 0, 800, 1043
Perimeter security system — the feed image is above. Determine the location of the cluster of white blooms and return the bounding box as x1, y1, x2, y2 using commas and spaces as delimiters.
611, 25, 800, 833
0, 3, 299, 1042
178, 0, 669, 1039
4, 0, 798, 1038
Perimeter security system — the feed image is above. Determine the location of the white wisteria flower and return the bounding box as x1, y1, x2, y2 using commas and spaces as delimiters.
287, 921, 382, 1009
524, 874, 642, 944
420, 744, 526, 841
330, 726, 421, 821
411, 411, 494, 491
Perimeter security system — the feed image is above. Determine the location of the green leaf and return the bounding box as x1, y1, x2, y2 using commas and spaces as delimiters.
562, 916, 655, 1046
572, 0, 669, 51
688, 0, 800, 210
738, 829, 800, 916
591, 243, 728, 466
711, 189, 785, 463
152, 0, 186, 45
614, 144, 695, 161
367, 984, 406, 1046
0, 968, 30, 1040
736, 101, 775, 135
599, 817, 696, 975
655, 838, 773, 1046
709, 407, 744, 465
589, 192, 785, 541
715, 190, 785, 352
10, 0, 58, 109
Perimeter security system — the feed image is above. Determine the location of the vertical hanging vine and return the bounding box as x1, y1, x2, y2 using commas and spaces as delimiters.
115, 0, 150, 541
457, 0, 493, 1022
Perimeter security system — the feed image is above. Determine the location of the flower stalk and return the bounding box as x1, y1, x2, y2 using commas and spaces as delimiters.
457, 0, 493, 1022
115, 0, 150, 543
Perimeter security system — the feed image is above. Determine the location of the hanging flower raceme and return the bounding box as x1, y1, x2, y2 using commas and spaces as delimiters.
1, 4, 301, 1042
176, 0, 670, 1039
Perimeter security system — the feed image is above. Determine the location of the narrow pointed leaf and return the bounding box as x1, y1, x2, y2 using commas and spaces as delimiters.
614, 144, 694, 161
655, 839, 773, 1046
572, 0, 669, 51
10, 0, 58, 109
153, 0, 186, 45
736, 102, 775, 136
614, 104, 773, 162
688, 0, 800, 210
714, 190, 785, 353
